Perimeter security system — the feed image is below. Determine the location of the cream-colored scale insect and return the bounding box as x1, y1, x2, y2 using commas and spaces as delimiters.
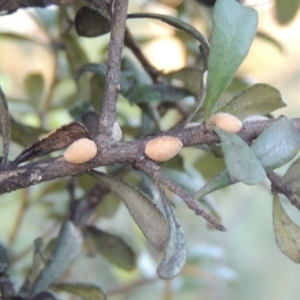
64, 138, 97, 164
145, 136, 183, 162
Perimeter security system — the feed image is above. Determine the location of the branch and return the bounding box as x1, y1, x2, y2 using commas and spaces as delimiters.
135, 158, 226, 231
98, 0, 129, 135
124, 28, 161, 83
1, 118, 300, 194
267, 170, 300, 211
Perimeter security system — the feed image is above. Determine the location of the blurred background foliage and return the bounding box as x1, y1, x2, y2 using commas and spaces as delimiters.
1, 0, 300, 299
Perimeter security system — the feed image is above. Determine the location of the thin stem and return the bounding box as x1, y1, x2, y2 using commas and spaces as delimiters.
184, 45, 209, 124
267, 170, 300, 211
2, 117, 300, 194
98, 0, 129, 135
124, 28, 161, 83
137, 159, 226, 231
127, 13, 210, 52
127, 13, 210, 125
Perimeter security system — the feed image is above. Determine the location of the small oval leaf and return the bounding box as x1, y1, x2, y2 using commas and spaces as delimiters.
0, 86, 10, 167
204, 0, 258, 119
283, 157, 300, 193
196, 117, 300, 199
30, 291, 56, 300
31, 221, 83, 297
0, 241, 9, 275
19, 238, 45, 297
91, 171, 169, 251
164, 67, 202, 96
195, 170, 235, 200
10, 122, 91, 167
51, 282, 106, 300
157, 189, 186, 279
75, 6, 110, 37
273, 193, 300, 263
126, 84, 189, 105
275, 0, 300, 25
24, 73, 45, 106
251, 117, 300, 170
217, 83, 286, 119
214, 127, 266, 185
84, 226, 137, 270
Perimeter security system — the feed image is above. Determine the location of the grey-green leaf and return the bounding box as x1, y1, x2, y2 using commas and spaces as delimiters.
0, 241, 9, 274
157, 188, 186, 279
256, 31, 283, 53
275, 0, 300, 25
214, 127, 265, 185
195, 170, 236, 200
75, 63, 131, 95
24, 73, 45, 107
216, 83, 286, 119
91, 171, 169, 251
251, 117, 300, 170
164, 67, 202, 95
84, 226, 137, 271
0, 87, 10, 167
196, 117, 300, 199
20, 238, 45, 297
273, 193, 300, 263
75, 6, 110, 37
204, 0, 258, 119
31, 221, 82, 297
126, 84, 189, 105
51, 282, 106, 300
283, 157, 300, 193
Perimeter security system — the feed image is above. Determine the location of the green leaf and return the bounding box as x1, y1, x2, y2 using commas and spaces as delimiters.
283, 157, 300, 193
273, 193, 300, 263
256, 31, 283, 53
204, 0, 258, 119
69, 102, 94, 121
0, 86, 10, 167
251, 117, 300, 170
19, 238, 45, 297
216, 83, 286, 119
75, 63, 131, 95
30, 291, 56, 300
0, 241, 9, 274
84, 226, 137, 271
90, 74, 106, 111
51, 282, 106, 300
195, 170, 235, 200
11, 118, 46, 147
31, 221, 82, 297
196, 117, 300, 199
275, 0, 300, 25
164, 67, 202, 95
126, 84, 189, 105
157, 188, 186, 279
163, 161, 204, 192
214, 127, 265, 185
91, 171, 169, 251
75, 63, 106, 80
63, 34, 89, 76
24, 73, 45, 107
75, 6, 110, 37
